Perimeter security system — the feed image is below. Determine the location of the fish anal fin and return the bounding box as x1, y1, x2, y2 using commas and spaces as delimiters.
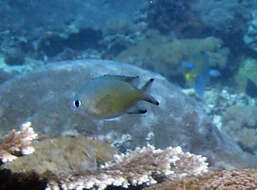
126, 106, 147, 114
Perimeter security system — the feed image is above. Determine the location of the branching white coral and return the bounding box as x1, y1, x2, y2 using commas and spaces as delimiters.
0, 121, 38, 163
46, 145, 208, 190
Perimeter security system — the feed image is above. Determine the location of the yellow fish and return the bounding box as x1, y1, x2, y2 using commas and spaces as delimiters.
185, 72, 198, 84
72, 75, 159, 119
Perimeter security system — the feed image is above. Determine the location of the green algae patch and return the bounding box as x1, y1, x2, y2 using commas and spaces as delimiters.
116, 34, 227, 78
236, 58, 257, 91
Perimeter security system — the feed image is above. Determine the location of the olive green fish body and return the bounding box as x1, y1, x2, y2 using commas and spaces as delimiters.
73, 75, 158, 119
91, 79, 141, 118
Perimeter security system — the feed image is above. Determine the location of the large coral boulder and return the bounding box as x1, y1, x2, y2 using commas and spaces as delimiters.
0, 59, 255, 168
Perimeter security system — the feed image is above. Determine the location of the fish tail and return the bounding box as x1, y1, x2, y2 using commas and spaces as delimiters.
140, 78, 159, 105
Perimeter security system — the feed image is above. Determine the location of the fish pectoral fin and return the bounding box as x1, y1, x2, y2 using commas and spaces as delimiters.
126, 106, 147, 114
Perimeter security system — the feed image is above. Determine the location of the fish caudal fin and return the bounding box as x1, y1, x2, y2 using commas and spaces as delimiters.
141, 78, 159, 105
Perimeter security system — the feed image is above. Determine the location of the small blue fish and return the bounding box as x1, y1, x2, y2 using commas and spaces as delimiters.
181, 61, 195, 70
209, 69, 221, 78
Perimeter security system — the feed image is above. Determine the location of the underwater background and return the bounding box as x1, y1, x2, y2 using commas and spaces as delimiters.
0, 0, 257, 189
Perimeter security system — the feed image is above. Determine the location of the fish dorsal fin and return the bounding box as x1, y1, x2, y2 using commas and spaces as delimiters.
102, 75, 139, 85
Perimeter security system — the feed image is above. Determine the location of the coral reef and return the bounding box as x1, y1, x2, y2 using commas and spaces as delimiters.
104, 18, 137, 36
45, 145, 208, 190
37, 28, 103, 58
4, 47, 25, 66
101, 19, 144, 59
190, 0, 253, 58
192, 0, 251, 34
144, 169, 257, 190
0, 0, 145, 60
0, 59, 254, 169
140, 0, 252, 58
145, 0, 202, 37
0, 129, 209, 190
0, 69, 13, 84
184, 86, 257, 155
235, 58, 257, 91
3, 135, 116, 176
201, 87, 257, 130
222, 105, 257, 154
0, 54, 43, 75
244, 10, 257, 52
1, 135, 256, 190
0, 122, 37, 163
0, 0, 253, 64
116, 34, 228, 79
202, 169, 257, 189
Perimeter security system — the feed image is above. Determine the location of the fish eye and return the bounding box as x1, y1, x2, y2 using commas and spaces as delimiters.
73, 100, 81, 108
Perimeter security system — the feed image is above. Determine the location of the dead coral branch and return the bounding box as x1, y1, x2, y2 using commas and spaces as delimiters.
0, 122, 37, 163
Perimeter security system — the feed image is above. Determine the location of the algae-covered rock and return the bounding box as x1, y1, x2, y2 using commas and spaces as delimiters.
192, 0, 249, 33
143, 169, 257, 190
0, 59, 255, 169
145, 0, 199, 35
243, 11, 257, 52
0, 55, 43, 75
222, 105, 257, 154
104, 18, 138, 35
235, 58, 257, 91
2, 135, 116, 175
116, 35, 228, 79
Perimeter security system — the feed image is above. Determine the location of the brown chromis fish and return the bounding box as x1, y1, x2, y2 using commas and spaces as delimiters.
72, 75, 159, 119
